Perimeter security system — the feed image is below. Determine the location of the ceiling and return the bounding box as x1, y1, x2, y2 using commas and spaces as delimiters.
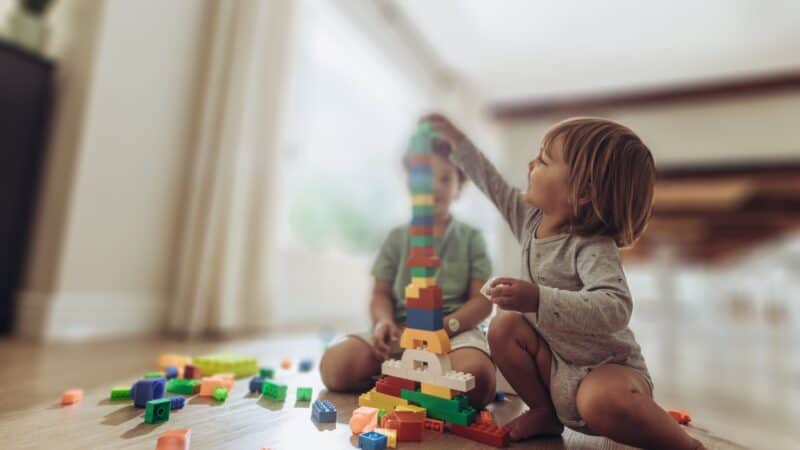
394, 0, 800, 103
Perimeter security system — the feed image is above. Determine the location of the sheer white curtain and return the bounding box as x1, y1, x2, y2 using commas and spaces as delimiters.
168, 0, 292, 336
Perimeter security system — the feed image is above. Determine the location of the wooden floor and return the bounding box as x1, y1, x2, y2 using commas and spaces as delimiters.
0, 331, 758, 450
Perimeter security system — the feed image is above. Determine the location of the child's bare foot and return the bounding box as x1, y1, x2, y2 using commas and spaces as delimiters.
506, 408, 564, 441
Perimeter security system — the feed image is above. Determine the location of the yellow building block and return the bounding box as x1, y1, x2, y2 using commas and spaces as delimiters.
405, 284, 420, 300
374, 428, 397, 448
400, 328, 451, 354
358, 388, 409, 411
411, 194, 434, 206
420, 382, 453, 399
411, 277, 436, 288
395, 404, 427, 418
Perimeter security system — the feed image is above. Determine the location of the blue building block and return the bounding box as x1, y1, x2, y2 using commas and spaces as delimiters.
409, 166, 432, 177
249, 376, 264, 393
165, 365, 179, 380
298, 358, 313, 372
358, 431, 388, 450
406, 307, 443, 331
410, 215, 434, 226
494, 391, 505, 402
131, 378, 166, 408
311, 399, 336, 423
169, 395, 185, 410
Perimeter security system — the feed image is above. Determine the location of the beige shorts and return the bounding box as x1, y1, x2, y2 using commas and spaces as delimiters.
344, 327, 491, 360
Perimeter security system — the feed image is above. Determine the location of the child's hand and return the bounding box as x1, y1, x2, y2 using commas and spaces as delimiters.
422, 113, 469, 151
372, 319, 401, 361
485, 277, 540, 313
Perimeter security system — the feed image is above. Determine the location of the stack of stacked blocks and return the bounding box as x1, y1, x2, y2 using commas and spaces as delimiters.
354, 122, 510, 448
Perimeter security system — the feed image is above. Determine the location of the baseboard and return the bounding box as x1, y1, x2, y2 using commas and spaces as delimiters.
14, 290, 166, 341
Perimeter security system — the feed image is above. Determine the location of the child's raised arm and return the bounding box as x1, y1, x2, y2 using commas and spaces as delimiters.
424, 114, 537, 243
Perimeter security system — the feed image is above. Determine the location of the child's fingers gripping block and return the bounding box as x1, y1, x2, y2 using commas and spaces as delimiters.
480, 276, 511, 300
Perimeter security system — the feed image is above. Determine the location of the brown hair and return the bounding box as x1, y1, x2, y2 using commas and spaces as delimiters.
403, 138, 468, 185
542, 117, 656, 248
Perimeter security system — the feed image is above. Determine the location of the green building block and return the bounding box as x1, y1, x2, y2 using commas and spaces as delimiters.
416, 121, 433, 135
259, 367, 275, 379
378, 408, 387, 424
166, 378, 201, 395
296, 387, 312, 402
212, 387, 228, 401
400, 389, 476, 426
262, 380, 287, 401
411, 205, 435, 218
144, 371, 165, 379
110, 387, 131, 400
410, 184, 433, 195
410, 235, 435, 247
410, 267, 437, 278
144, 398, 171, 424
409, 133, 432, 154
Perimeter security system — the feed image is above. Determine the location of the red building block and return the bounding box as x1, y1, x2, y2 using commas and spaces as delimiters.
406, 286, 443, 310
405, 255, 441, 268
477, 410, 494, 425
382, 411, 423, 442
183, 364, 200, 380
409, 246, 435, 258
423, 417, 444, 433
376, 376, 418, 398
409, 225, 434, 236
449, 422, 510, 448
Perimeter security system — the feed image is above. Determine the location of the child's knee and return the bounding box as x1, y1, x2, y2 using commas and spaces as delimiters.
320, 339, 371, 391
488, 312, 535, 350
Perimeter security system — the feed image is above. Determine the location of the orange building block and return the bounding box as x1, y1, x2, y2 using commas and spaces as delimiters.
158, 354, 192, 377
280, 357, 291, 370
199, 377, 233, 397
156, 428, 191, 450
668, 409, 692, 425
400, 328, 451, 354
477, 410, 494, 425
60, 389, 83, 405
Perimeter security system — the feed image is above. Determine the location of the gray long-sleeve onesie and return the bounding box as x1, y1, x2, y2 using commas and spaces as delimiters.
451, 140, 652, 432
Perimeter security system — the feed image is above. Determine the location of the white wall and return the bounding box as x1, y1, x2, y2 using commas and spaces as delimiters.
17, 0, 211, 339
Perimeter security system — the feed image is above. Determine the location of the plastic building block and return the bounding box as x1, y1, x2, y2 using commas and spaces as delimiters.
296, 387, 313, 401
156, 428, 191, 450
423, 417, 444, 433
381, 411, 422, 442
404, 254, 441, 269
212, 387, 228, 402
410, 194, 433, 206
350, 406, 379, 434
183, 364, 200, 380
406, 286, 443, 310
60, 389, 83, 405
165, 366, 179, 380
494, 391, 505, 402
199, 377, 233, 397
668, 409, 692, 425
406, 308, 443, 331
409, 276, 436, 287
145, 398, 171, 424
358, 431, 387, 450
478, 409, 494, 424
259, 367, 275, 379
375, 376, 417, 398
410, 214, 434, 226
394, 404, 426, 418
169, 396, 186, 410
400, 389, 477, 425
145, 371, 166, 379
405, 154, 432, 166
298, 358, 313, 372
399, 328, 451, 354
193, 354, 258, 378
261, 380, 287, 401
249, 376, 264, 394
280, 357, 291, 370
409, 246, 435, 258
373, 428, 397, 448
382, 349, 475, 391
377, 408, 387, 425
358, 388, 409, 411
311, 399, 336, 422
166, 378, 201, 395
409, 234, 434, 247
409, 267, 436, 279
110, 387, 131, 400
450, 421, 511, 447
420, 382, 453, 399
212, 373, 234, 382
132, 378, 166, 408
158, 354, 192, 375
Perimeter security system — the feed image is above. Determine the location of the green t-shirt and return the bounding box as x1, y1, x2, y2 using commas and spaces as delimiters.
370, 219, 492, 323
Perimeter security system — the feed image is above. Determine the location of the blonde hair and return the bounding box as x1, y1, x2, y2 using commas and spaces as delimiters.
542, 117, 656, 248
